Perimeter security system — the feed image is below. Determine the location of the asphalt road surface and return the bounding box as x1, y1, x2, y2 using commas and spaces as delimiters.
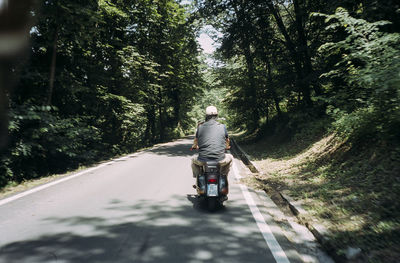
0, 138, 328, 263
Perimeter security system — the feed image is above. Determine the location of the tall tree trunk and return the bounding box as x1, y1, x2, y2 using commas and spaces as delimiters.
158, 87, 165, 142
293, 0, 321, 96
255, 7, 282, 119
172, 88, 180, 125
233, 1, 260, 129
243, 42, 260, 129
150, 104, 156, 143
266, 60, 282, 118
144, 99, 156, 144
0, 63, 10, 148
266, 0, 312, 106
47, 28, 58, 105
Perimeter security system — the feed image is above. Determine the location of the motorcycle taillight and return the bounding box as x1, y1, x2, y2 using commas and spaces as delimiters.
208, 178, 217, 183
207, 174, 218, 183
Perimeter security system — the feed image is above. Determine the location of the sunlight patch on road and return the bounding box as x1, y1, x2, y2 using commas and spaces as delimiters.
149, 217, 192, 227
194, 250, 213, 260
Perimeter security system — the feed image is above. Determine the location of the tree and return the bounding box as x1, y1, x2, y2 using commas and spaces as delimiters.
318, 8, 400, 140
1, 0, 203, 186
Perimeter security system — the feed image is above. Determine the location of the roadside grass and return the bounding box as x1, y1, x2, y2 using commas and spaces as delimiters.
2, 157, 126, 199
0, 146, 145, 200
1, 165, 103, 201
239, 119, 400, 263
0, 171, 79, 200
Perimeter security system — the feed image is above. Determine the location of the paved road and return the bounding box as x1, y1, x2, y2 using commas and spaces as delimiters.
0, 138, 313, 263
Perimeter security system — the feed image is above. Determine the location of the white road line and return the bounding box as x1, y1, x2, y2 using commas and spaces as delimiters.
0, 153, 140, 207
0, 139, 184, 207
233, 161, 291, 263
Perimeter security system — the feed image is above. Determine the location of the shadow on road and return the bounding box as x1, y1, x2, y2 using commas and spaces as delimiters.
0, 193, 286, 263
186, 194, 227, 213
0, 137, 303, 263
148, 138, 194, 158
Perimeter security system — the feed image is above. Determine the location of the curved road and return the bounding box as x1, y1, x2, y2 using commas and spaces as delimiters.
0, 138, 325, 263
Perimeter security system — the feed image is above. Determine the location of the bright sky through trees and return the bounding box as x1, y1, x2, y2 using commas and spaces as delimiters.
197, 25, 222, 66
198, 32, 215, 54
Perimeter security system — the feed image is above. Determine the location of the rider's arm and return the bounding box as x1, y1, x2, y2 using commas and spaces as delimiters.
192, 138, 199, 150
191, 128, 199, 150
225, 137, 231, 150
224, 125, 230, 150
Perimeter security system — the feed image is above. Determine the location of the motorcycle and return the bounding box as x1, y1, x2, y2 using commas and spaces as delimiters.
193, 160, 229, 211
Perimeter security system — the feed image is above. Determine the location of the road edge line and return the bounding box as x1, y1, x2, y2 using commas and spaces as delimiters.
0, 153, 140, 207
233, 161, 290, 263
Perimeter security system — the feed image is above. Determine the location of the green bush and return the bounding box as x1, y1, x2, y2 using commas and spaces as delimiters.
0, 105, 102, 186
318, 8, 400, 141
96, 91, 147, 153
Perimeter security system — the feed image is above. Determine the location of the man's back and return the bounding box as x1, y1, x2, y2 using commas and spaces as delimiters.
196, 119, 228, 161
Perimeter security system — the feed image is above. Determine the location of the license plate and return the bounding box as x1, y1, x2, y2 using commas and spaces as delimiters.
207, 184, 218, 196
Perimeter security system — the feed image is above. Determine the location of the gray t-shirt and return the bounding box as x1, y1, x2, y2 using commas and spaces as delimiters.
196, 119, 228, 161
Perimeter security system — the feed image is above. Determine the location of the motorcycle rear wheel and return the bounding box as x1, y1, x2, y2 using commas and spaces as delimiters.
207, 197, 218, 212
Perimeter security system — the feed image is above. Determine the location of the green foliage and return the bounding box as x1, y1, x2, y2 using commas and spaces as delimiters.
213, 58, 254, 130
1, 105, 101, 184
197, 1, 399, 141
95, 91, 147, 152
197, 1, 400, 261
319, 8, 400, 141
188, 83, 230, 130
1, 0, 202, 187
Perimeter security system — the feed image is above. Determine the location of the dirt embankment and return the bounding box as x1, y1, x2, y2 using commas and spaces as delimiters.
239, 131, 400, 263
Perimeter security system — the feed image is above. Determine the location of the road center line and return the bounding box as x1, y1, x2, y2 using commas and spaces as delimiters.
233, 161, 290, 263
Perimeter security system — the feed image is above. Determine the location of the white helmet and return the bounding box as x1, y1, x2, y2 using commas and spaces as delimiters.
205, 105, 218, 116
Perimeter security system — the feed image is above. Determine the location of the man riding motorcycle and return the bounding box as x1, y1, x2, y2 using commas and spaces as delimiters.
191, 106, 233, 185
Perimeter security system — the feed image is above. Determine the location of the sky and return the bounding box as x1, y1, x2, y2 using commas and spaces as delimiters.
197, 25, 222, 55
196, 25, 223, 66
198, 32, 216, 54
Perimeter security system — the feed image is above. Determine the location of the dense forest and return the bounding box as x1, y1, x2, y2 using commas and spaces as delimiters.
197, 0, 399, 139
0, 0, 204, 186
1, 0, 399, 194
